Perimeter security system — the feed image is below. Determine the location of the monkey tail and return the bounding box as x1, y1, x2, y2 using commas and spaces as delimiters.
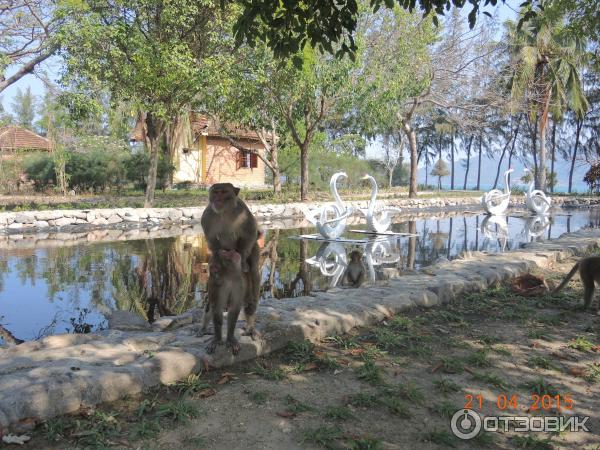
553, 262, 580, 294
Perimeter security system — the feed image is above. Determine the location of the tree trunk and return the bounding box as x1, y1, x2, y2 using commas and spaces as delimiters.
530, 118, 538, 187
476, 134, 482, 190
144, 113, 166, 208
403, 123, 418, 198
493, 117, 521, 189
425, 157, 429, 186
450, 132, 455, 190
568, 119, 583, 193
538, 86, 552, 192
463, 135, 473, 190
550, 118, 557, 193
407, 221, 416, 269
300, 142, 309, 201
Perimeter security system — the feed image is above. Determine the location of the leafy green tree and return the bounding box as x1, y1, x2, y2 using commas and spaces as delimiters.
353, 7, 437, 198
0, 99, 11, 126
430, 158, 450, 190
11, 87, 35, 129
506, 2, 589, 192
230, 0, 513, 60
254, 45, 355, 200
59, 0, 227, 206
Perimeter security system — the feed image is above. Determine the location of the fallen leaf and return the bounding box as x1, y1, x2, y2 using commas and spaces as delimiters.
217, 372, 235, 384
2, 434, 31, 445
12, 417, 39, 434
463, 366, 475, 375
348, 348, 364, 356
198, 388, 217, 398
276, 411, 296, 419
314, 351, 325, 358
591, 345, 600, 353
530, 342, 541, 348
431, 362, 443, 373
202, 358, 211, 372
302, 362, 318, 372
569, 367, 587, 377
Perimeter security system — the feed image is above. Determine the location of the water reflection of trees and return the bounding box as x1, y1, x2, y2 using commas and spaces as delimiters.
111, 239, 201, 323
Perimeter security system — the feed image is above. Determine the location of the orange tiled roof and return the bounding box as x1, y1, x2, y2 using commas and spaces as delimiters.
130, 113, 263, 143
0, 125, 52, 151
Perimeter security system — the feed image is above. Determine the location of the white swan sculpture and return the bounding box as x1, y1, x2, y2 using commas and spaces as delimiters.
482, 168, 514, 215
523, 168, 552, 215
359, 174, 402, 233
364, 236, 401, 282
300, 172, 354, 240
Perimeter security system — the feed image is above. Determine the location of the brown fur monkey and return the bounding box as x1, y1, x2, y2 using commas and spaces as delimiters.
344, 250, 366, 288
201, 183, 261, 337
553, 255, 600, 314
203, 250, 245, 354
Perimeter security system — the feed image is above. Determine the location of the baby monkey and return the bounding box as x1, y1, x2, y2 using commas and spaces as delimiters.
553, 255, 600, 314
203, 249, 246, 354
344, 250, 366, 288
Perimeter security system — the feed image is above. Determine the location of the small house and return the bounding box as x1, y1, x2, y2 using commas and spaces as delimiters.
130, 113, 267, 188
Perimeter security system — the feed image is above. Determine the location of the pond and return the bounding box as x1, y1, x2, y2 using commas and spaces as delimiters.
1, 207, 599, 344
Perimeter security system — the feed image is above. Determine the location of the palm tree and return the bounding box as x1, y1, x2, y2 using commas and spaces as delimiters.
506, 2, 589, 191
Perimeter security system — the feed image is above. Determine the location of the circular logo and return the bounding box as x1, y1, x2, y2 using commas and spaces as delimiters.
450, 409, 482, 440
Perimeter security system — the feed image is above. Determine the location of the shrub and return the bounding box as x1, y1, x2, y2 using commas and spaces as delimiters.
124, 152, 175, 191
24, 153, 56, 191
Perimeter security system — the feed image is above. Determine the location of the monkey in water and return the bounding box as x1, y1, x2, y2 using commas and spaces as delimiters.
201, 183, 261, 337
553, 255, 600, 314
202, 249, 246, 354
344, 250, 366, 288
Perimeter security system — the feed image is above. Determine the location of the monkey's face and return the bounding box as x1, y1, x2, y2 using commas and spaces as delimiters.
209, 183, 240, 213
350, 250, 363, 262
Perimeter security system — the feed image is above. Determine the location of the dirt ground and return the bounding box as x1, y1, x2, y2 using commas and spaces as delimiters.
15, 254, 600, 450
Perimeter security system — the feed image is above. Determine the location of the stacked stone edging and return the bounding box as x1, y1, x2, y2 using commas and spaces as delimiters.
1, 196, 599, 235
1, 228, 599, 429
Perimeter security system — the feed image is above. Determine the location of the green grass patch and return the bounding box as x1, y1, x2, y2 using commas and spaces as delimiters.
421, 430, 457, 447
356, 360, 384, 385
301, 425, 343, 448
569, 336, 595, 352
471, 372, 509, 389
323, 405, 354, 421
156, 400, 200, 423
433, 378, 462, 395
521, 378, 559, 397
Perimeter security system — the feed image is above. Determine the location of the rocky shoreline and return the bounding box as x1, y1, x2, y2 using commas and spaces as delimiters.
0, 195, 598, 235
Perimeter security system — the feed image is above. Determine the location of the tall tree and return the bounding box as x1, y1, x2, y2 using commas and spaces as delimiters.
506, 2, 589, 191
11, 86, 35, 129
59, 0, 229, 207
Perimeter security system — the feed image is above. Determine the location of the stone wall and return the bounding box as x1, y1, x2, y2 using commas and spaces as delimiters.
1, 195, 598, 235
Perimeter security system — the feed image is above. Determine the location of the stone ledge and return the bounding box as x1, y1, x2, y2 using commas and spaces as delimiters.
1, 228, 599, 429
1, 196, 599, 235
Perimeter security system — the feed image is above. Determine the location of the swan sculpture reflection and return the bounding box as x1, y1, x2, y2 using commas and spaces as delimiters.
304, 242, 348, 287
480, 214, 509, 252
301, 172, 354, 240
521, 214, 551, 242
523, 168, 552, 215
359, 174, 402, 233
364, 236, 401, 282
481, 168, 514, 215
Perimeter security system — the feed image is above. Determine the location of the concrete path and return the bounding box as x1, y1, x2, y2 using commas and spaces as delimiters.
1, 228, 599, 430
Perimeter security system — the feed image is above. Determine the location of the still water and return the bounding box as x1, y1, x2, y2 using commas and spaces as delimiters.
1, 208, 599, 344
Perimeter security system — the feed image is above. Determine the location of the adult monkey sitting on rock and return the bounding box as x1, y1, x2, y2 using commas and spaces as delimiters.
201, 183, 261, 338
